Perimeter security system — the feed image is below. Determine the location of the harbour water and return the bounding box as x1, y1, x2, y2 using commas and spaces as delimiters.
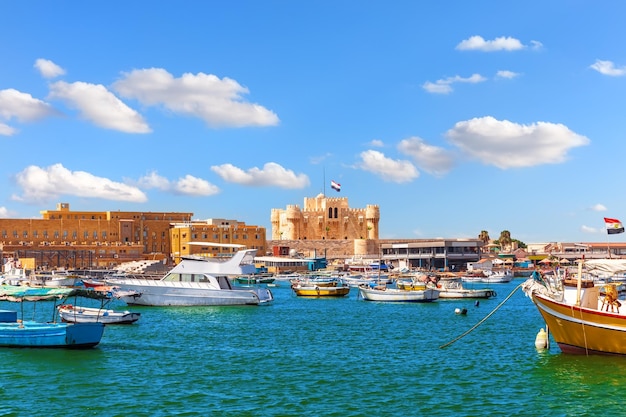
0, 279, 622, 416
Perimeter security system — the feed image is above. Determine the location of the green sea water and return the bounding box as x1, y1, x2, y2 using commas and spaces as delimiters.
0, 280, 622, 416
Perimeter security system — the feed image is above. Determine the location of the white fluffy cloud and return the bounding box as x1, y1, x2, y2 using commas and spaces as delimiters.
12, 164, 147, 203
137, 171, 220, 196
0, 89, 56, 121
357, 150, 419, 183
34, 59, 66, 78
423, 73, 487, 94
398, 137, 455, 177
456, 35, 525, 51
113, 68, 279, 128
48, 81, 151, 133
211, 162, 309, 188
496, 70, 520, 79
590, 60, 626, 76
445, 116, 590, 169
0, 89, 58, 135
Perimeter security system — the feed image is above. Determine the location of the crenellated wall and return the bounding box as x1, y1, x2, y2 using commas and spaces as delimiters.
271, 194, 379, 241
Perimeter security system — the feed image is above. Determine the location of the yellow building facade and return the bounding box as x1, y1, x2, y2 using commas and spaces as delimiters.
271, 194, 379, 241
1, 203, 265, 269
169, 218, 267, 263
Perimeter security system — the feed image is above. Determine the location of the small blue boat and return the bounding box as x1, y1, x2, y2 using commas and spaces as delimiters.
0, 287, 105, 349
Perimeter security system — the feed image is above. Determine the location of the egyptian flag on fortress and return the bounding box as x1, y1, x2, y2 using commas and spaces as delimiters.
330, 180, 341, 192
604, 217, 625, 234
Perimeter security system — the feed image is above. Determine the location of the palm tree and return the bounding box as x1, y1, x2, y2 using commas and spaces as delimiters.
498, 230, 512, 250
478, 230, 490, 245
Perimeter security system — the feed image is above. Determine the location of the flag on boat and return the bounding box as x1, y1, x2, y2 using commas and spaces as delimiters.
330, 180, 341, 192
604, 217, 625, 234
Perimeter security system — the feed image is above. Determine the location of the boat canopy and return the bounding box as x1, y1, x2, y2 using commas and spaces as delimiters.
0, 286, 115, 302
584, 259, 626, 275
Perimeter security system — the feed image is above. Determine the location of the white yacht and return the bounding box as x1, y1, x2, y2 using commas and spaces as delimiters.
108, 248, 273, 306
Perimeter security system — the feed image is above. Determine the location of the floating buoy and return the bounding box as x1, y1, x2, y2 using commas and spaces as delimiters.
474, 300, 480, 307
455, 307, 467, 315
535, 328, 548, 349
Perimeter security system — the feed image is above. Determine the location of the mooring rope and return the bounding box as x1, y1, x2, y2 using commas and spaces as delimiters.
439, 282, 524, 349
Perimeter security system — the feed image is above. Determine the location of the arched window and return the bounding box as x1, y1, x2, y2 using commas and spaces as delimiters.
328, 208, 333, 218
334, 207, 338, 218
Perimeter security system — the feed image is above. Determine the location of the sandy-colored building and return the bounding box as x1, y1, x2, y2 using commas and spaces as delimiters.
271, 194, 379, 241
0, 204, 266, 270
169, 218, 267, 264
0, 202, 193, 269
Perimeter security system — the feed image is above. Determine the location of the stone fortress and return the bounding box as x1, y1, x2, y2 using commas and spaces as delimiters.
270, 193, 381, 258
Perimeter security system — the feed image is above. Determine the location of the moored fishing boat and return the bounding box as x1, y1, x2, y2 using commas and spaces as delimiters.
522, 259, 626, 355
234, 275, 276, 285
57, 304, 141, 324
437, 278, 496, 299
291, 283, 350, 297
481, 269, 513, 283
358, 285, 439, 302
0, 286, 105, 348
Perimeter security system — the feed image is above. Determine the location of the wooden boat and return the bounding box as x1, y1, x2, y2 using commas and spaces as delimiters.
522, 259, 626, 355
57, 304, 141, 325
0, 286, 105, 348
460, 271, 487, 283
82, 278, 106, 288
108, 247, 274, 306
396, 280, 428, 291
290, 276, 339, 288
234, 275, 276, 285
480, 269, 513, 283
358, 285, 439, 302
291, 283, 350, 297
436, 279, 496, 299
31, 271, 82, 287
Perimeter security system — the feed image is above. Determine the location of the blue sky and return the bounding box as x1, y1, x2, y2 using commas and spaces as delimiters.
1, 1, 625, 244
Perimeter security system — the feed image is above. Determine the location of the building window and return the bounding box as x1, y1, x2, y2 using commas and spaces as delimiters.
23, 231, 28, 238
54, 231, 59, 239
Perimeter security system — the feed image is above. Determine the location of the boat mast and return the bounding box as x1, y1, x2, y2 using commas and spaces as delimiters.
575, 256, 583, 306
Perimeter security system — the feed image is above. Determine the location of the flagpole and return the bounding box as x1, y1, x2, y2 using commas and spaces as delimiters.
606, 218, 611, 259
323, 168, 326, 196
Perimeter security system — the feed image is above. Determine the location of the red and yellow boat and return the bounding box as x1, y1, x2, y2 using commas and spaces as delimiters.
291, 283, 350, 297
523, 259, 626, 355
